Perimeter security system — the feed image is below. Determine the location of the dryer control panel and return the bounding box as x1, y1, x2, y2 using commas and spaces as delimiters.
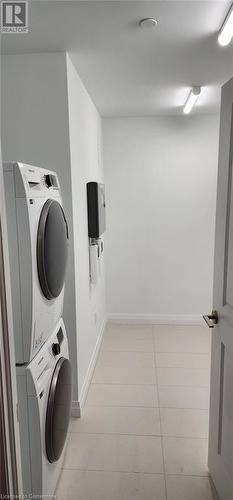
4, 162, 60, 198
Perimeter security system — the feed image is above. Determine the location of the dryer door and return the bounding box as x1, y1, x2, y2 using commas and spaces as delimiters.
46, 357, 72, 463
37, 199, 69, 300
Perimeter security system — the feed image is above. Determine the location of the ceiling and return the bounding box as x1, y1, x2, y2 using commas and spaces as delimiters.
1, 0, 233, 116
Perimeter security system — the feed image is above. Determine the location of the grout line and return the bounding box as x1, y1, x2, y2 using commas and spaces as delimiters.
90, 382, 157, 386
62, 467, 165, 475
159, 407, 209, 411
99, 349, 211, 353
97, 364, 211, 372
157, 384, 210, 388
92, 381, 157, 385
157, 369, 210, 372
101, 349, 155, 353
90, 382, 210, 388
85, 404, 159, 408
90, 382, 156, 386
156, 366, 210, 370
102, 344, 210, 353
69, 431, 164, 438
154, 352, 211, 355
61, 466, 210, 479
69, 430, 209, 439
99, 350, 210, 356
67, 431, 208, 441
92, 382, 209, 388
85, 404, 209, 410
152, 325, 168, 500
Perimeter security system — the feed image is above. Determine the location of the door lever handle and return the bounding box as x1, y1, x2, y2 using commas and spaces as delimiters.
203, 310, 218, 328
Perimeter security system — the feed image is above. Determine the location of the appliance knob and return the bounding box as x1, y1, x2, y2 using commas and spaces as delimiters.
52, 343, 61, 356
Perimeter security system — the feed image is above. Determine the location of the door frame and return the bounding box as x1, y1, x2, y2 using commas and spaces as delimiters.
0, 136, 22, 494
208, 77, 233, 500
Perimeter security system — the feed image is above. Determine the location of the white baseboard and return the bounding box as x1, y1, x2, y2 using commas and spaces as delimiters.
78, 315, 107, 413
107, 313, 204, 326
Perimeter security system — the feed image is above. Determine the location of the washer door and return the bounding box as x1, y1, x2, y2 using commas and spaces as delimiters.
46, 357, 72, 464
37, 199, 69, 300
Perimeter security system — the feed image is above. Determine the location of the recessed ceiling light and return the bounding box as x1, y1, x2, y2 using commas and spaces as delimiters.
218, 4, 233, 46
183, 87, 201, 115
139, 18, 158, 30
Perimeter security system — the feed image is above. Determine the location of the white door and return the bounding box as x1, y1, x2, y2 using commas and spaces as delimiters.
207, 76, 233, 500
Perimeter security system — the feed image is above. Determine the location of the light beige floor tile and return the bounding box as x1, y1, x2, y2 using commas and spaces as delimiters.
157, 367, 210, 388
86, 383, 158, 407
71, 405, 161, 436
163, 437, 208, 476
158, 386, 210, 410
160, 408, 209, 438
101, 336, 154, 352
156, 352, 210, 369
64, 433, 164, 473
153, 325, 207, 335
56, 470, 166, 500
153, 326, 211, 354
166, 475, 216, 500
60, 324, 213, 500
92, 351, 156, 385
106, 323, 153, 340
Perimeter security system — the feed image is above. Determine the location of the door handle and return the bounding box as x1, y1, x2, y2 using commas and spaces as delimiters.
203, 310, 218, 328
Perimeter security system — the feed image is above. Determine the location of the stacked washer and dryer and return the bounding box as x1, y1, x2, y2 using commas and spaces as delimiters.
3, 162, 72, 496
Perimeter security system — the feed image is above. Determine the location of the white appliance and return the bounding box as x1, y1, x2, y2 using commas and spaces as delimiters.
17, 318, 72, 496
3, 162, 69, 364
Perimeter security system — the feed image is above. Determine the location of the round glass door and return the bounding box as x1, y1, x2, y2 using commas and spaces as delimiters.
46, 357, 72, 463
37, 199, 69, 300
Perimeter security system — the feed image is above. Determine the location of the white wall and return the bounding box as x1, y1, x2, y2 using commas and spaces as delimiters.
103, 115, 219, 322
1, 52, 106, 410
1, 53, 78, 403
66, 54, 106, 402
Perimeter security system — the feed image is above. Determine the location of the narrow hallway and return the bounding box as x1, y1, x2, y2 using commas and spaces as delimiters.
56, 324, 217, 500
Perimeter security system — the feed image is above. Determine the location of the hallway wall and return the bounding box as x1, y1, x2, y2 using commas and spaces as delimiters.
1, 52, 106, 411
66, 54, 106, 403
103, 115, 219, 322
1, 53, 78, 400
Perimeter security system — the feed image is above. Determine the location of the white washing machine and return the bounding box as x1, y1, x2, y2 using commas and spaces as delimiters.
17, 318, 72, 496
3, 162, 69, 364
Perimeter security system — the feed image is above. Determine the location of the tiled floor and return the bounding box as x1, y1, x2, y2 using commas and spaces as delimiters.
56, 323, 218, 500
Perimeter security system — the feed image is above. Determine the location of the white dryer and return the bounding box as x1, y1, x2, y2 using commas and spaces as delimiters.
3, 162, 69, 364
17, 318, 72, 496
